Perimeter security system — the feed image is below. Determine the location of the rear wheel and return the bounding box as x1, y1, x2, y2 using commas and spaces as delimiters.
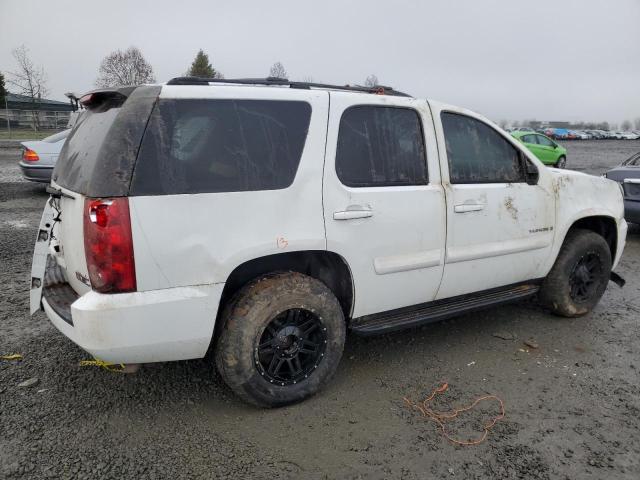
555, 155, 566, 168
215, 272, 346, 407
539, 229, 611, 317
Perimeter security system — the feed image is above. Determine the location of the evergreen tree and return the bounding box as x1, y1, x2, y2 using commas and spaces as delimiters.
188, 49, 222, 78
0, 72, 6, 105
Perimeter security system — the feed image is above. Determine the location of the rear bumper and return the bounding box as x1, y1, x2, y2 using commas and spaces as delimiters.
19, 162, 53, 183
42, 283, 224, 364
624, 199, 640, 224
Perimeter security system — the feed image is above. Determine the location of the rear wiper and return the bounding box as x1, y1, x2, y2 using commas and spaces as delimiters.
46, 185, 75, 200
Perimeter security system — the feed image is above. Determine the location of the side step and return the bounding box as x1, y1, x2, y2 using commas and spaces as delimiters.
350, 282, 540, 336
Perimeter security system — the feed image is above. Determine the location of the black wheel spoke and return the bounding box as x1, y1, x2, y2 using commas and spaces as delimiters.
258, 338, 275, 355
268, 356, 285, 376
569, 252, 604, 302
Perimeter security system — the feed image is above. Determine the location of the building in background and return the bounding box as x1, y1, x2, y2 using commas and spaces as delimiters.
2, 92, 76, 131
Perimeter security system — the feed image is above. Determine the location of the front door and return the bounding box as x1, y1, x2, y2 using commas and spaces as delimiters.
323, 93, 446, 318
431, 106, 556, 299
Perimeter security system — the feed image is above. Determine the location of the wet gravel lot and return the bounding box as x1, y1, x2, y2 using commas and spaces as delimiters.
1, 140, 639, 479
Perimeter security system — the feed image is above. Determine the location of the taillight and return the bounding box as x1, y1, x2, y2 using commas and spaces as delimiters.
83, 198, 136, 293
23, 149, 39, 162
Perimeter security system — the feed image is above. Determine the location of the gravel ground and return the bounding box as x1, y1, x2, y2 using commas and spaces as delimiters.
1, 140, 639, 479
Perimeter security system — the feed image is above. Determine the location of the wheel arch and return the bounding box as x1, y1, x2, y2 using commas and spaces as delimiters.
212, 250, 355, 344
562, 215, 618, 260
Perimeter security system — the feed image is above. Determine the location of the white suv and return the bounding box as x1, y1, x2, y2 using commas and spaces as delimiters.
31, 78, 627, 407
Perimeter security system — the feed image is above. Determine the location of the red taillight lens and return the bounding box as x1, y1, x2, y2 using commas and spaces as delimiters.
83, 198, 136, 293
23, 148, 39, 162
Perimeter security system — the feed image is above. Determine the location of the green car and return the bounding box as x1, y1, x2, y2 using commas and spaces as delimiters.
511, 131, 567, 168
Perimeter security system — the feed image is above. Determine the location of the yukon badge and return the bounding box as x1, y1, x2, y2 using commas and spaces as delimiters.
529, 226, 553, 234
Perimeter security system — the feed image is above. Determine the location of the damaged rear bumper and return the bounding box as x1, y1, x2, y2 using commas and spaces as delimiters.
42, 281, 224, 364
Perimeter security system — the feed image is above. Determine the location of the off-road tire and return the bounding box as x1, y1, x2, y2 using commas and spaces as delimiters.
215, 272, 346, 407
555, 156, 567, 169
539, 229, 612, 317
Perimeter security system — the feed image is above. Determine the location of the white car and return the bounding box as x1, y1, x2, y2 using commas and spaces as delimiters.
31, 79, 627, 407
620, 132, 640, 140
19, 129, 70, 183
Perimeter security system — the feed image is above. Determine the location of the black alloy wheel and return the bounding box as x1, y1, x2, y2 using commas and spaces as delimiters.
255, 308, 327, 386
569, 252, 603, 303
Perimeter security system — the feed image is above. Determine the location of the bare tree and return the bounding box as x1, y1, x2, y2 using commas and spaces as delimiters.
269, 62, 288, 80
8, 45, 49, 103
621, 119, 632, 131
8, 45, 49, 130
498, 119, 508, 129
299, 76, 314, 83
364, 74, 379, 87
96, 47, 156, 87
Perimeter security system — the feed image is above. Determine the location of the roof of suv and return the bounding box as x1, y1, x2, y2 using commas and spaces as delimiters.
165, 76, 413, 98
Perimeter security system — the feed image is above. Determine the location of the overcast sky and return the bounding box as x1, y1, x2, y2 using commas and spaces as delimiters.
1, 0, 639, 125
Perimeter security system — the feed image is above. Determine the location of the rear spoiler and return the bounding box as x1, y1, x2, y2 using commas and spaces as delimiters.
79, 86, 137, 111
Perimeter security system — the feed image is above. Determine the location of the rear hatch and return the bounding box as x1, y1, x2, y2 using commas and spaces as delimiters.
44, 86, 160, 297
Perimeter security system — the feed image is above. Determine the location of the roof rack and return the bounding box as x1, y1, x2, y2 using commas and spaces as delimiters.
166, 76, 412, 97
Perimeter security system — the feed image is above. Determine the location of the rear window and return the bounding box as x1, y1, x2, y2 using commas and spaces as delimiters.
53, 109, 120, 192
130, 99, 312, 195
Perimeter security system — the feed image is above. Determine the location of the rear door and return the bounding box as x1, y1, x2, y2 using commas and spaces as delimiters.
431, 104, 555, 299
323, 93, 445, 318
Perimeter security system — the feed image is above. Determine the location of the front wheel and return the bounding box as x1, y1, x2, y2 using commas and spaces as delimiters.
215, 272, 346, 407
539, 229, 612, 317
555, 155, 567, 168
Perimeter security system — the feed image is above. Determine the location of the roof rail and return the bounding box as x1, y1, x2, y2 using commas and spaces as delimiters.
166, 76, 412, 97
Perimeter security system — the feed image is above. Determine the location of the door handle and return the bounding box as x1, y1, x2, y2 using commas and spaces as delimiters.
333, 209, 373, 220
454, 203, 485, 213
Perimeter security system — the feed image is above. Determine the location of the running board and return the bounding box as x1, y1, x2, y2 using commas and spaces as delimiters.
350, 282, 540, 336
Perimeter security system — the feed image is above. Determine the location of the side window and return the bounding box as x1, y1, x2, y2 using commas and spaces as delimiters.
132, 99, 312, 195
441, 112, 525, 184
522, 134, 537, 144
536, 135, 555, 147
336, 106, 427, 187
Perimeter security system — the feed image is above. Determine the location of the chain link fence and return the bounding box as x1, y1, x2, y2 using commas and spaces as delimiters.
0, 109, 72, 131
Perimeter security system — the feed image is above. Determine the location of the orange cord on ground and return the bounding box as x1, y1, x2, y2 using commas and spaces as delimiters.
403, 383, 505, 446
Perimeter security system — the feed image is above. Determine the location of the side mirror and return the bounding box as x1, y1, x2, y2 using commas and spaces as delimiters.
520, 154, 539, 185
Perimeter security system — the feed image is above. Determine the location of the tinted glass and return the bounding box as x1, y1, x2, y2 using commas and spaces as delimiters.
131, 99, 312, 195
441, 112, 524, 184
53, 108, 121, 192
336, 106, 427, 187
536, 135, 554, 147
522, 134, 537, 144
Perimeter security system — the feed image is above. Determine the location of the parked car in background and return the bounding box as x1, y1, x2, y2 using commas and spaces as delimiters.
573, 130, 590, 140
604, 152, 640, 223
19, 129, 71, 183
511, 131, 567, 167
586, 130, 605, 139
620, 132, 640, 140
549, 128, 569, 140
